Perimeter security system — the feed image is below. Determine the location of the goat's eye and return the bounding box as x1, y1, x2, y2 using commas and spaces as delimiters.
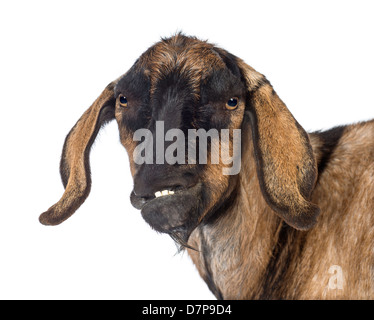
119, 95, 128, 107
226, 97, 238, 110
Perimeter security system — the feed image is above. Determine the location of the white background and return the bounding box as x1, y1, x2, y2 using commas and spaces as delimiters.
0, 0, 373, 300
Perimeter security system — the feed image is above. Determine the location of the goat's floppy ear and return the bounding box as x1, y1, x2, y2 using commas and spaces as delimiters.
237, 59, 320, 230
39, 82, 117, 225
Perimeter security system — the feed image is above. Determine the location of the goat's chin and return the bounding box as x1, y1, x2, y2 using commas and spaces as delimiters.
134, 183, 203, 238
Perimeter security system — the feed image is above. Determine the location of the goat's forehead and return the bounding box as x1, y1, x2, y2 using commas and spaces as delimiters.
138, 38, 226, 93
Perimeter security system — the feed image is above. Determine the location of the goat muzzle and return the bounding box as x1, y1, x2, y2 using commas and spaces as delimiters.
130, 182, 203, 237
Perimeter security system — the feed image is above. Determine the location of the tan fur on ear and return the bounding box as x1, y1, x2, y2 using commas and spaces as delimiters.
39, 82, 117, 225
237, 59, 320, 230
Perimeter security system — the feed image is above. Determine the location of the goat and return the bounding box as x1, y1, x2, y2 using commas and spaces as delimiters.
39, 34, 374, 299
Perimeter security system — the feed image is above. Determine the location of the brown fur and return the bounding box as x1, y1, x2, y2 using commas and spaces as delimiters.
139, 35, 225, 98
39, 35, 374, 299
248, 83, 319, 230
188, 122, 374, 299
39, 82, 116, 225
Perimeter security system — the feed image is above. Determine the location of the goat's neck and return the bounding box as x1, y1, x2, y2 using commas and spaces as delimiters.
188, 136, 285, 299
188, 123, 374, 299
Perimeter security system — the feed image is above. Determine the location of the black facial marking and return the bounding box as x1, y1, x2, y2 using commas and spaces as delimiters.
213, 47, 242, 78
200, 68, 244, 106
197, 68, 244, 134
151, 70, 196, 133
115, 65, 151, 133
115, 65, 150, 101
